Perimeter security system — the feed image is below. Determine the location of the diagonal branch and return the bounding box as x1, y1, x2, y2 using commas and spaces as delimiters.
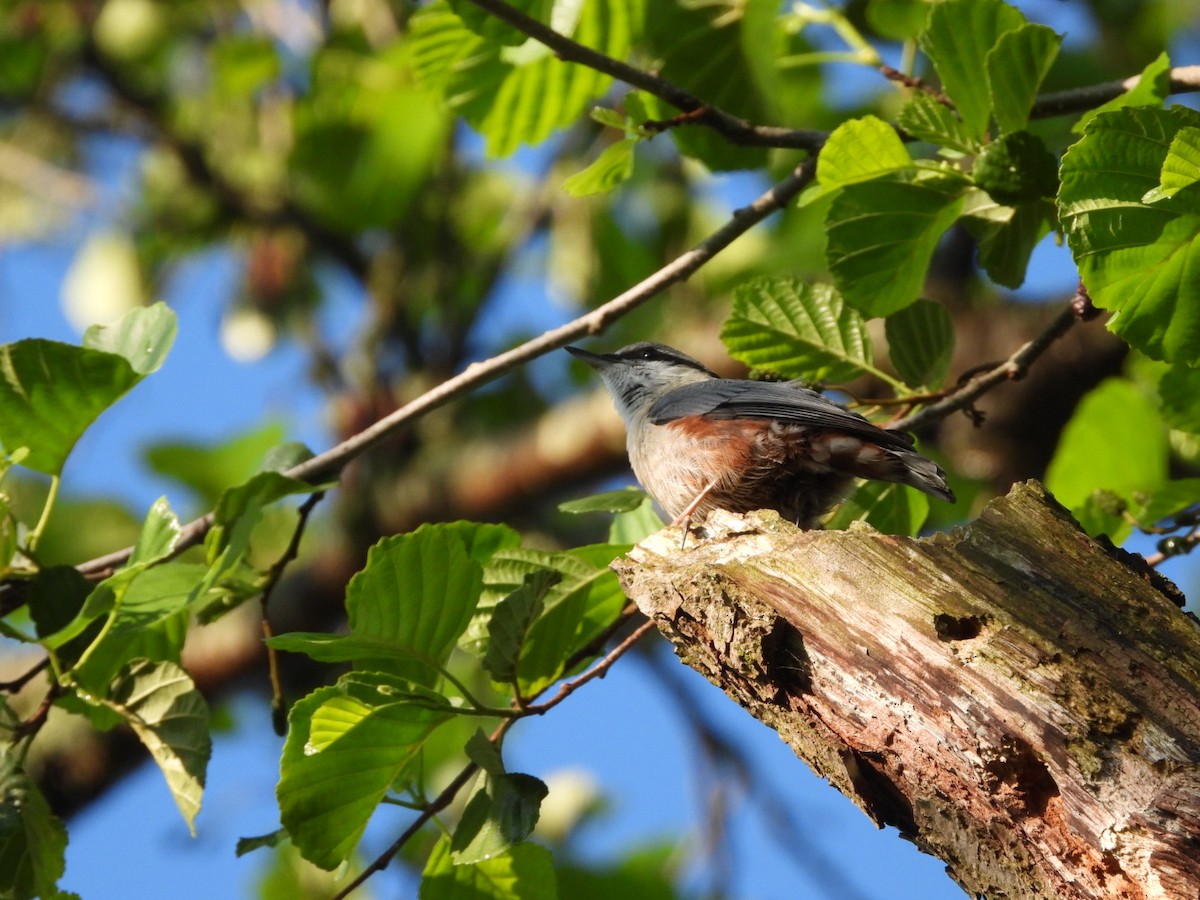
72, 157, 819, 578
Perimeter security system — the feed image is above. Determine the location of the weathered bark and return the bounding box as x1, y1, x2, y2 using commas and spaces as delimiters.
613, 482, 1200, 899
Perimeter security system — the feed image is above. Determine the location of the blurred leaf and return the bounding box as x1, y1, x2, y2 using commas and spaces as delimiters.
608, 497, 663, 544
1142, 126, 1200, 203
866, 0, 931, 41
0, 748, 68, 900
0, 32, 47, 98
1159, 364, 1200, 432
973, 131, 1058, 205
278, 672, 451, 869
1073, 51, 1170, 135
145, 422, 287, 507
484, 571, 559, 685
560, 488, 649, 514
211, 35, 279, 95
1074, 490, 1130, 543
1045, 378, 1168, 517
641, 0, 767, 171
107, 659, 210, 835
985, 23, 1060, 135
826, 169, 968, 316
422, 837, 557, 900
0, 339, 139, 475
411, 0, 639, 157
563, 138, 636, 196
345, 524, 484, 685
61, 231, 144, 331
236, 828, 287, 857
446, 0, 553, 46
81, 301, 177, 376
1059, 106, 1200, 364
722, 278, 874, 382
895, 92, 979, 154
825, 481, 930, 536
918, 0, 1026, 139
557, 847, 679, 900
885, 299, 954, 389
1129, 479, 1200, 528
128, 496, 181, 566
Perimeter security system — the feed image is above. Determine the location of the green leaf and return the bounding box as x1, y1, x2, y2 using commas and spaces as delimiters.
479, 545, 627, 694
918, 0, 1026, 139
81, 302, 178, 376
236, 828, 288, 858
559, 488, 648, 514
1074, 490, 1130, 543
961, 191, 1055, 289
422, 837, 558, 900
824, 481, 930, 536
1045, 378, 1168, 520
895, 92, 979, 154
211, 35, 280, 95
885, 299, 954, 389
0, 339, 140, 475
721, 278, 875, 382
451, 772, 549, 865
0, 748, 69, 900
129, 496, 182, 566
345, 525, 484, 685
1073, 51, 1171, 136
816, 115, 910, 191
411, 0, 639, 157
973, 130, 1059, 205
279, 672, 451, 869
1129, 479, 1200, 528
1058, 106, 1200, 364
198, 470, 316, 604
108, 659, 211, 835
483, 571, 558, 685
563, 138, 636, 196
1159, 364, 1200, 432
985, 23, 1060, 135
445, 0, 551, 46
1142, 126, 1200, 203
826, 169, 968, 316
145, 422, 287, 507
608, 497, 663, 545
866, 0, 932, 41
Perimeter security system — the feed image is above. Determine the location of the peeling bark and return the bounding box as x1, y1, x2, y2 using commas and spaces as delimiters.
613, 482, 1200, 899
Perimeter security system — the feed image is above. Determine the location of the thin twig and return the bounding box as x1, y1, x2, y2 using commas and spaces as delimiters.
333, 614, 655, 898
461, 0, 827, 152
891, 297, 1084, 434
0, 657, 49, 693
1031, 64, 1200, 120
260, 491, 326, 736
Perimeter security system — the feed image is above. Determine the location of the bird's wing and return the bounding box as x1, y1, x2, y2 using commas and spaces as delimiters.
649, 380, 916, 450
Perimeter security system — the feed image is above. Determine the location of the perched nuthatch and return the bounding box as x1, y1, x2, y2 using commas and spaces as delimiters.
567, 342, 954, 533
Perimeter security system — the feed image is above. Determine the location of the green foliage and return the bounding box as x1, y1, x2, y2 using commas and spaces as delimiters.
1059, 106, 1200, 364
0, 303, 176, 475
7, 1, 1200, 897
721, 278, 877, 383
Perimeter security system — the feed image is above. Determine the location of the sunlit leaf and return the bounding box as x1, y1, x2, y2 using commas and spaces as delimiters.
826, 169, 968, 316
1142, 126, 1200, 203
895, 92, 978, 154
108, 659, 211, 835
422, 836, 558, 900
81, 301, 178, 376
825, 481, 930, 536
817, 115, 910, 191
721, 278, 874, 382
559, 488, 648, 515
563, 138, 636, 196
1059, 106, 1200, 364
985, 23, 1060, 135
1158, 364, 1200, 432
918, 0, 1026, 139
0, 748, 68, 900
484, 571, 559, 685
278, 672, 450, 869
1073, 51, 1171, 135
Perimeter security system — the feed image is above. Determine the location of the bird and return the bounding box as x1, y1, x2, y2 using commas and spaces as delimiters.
567, 342, 954, 537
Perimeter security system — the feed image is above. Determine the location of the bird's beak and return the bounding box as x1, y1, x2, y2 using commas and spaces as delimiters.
565, 345, 612, 370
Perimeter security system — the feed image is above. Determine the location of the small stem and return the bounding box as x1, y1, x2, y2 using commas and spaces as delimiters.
25, 475, 60, 554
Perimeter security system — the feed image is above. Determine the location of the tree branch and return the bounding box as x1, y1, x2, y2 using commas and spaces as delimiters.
461, 0, 827, 152
1031, 64, 1200, 119
616, 485, 1200, 899
70, 158, 817, 579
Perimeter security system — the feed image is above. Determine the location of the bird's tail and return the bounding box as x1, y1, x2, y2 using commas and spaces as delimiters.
897, 450, 955, 502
